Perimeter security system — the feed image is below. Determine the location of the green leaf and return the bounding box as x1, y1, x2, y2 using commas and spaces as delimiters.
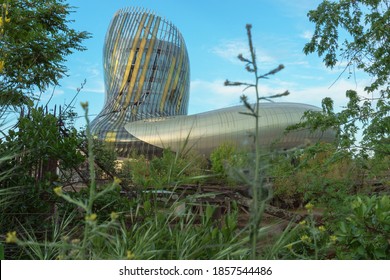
143, 200, 151, 214
205, 204, 215, 224
0, 243, 4, 260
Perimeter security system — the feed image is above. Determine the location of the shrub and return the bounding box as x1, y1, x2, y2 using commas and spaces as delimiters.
269, 143, 355, 208
334, 195, 390, 259
210, 143, 249, 184
121, 148, 207, 189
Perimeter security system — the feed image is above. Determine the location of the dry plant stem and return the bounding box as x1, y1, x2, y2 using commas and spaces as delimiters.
246, 24, 263, 260
227, 24, 287, 259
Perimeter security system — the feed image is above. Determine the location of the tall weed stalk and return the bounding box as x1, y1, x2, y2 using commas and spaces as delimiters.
225, 24, 289, 259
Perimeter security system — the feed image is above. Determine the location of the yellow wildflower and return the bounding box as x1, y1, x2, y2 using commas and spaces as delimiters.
305, 202, 314, 212
53, 186, 63, 196
126, 250, 135, 260
110, 211, 119, 220
0, 16, 10, 28
61, 236, 70, 242
318, 225, 326, 232
69, 249, 79, 257
300, 234, 311, 243
71, 238, 80, 244
299, 220, 306, 226
85, 213, 97, 222
286, 243, 293, 251
113, 177, 122, 185
330, 235, 337, 243
5, 231, 17, 243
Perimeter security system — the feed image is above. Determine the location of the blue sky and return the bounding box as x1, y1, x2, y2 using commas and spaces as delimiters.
46, 0, 370, 129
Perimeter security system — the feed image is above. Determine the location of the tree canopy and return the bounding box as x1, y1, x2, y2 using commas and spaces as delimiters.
297, 0, 389, 157
0, 0, 90, 106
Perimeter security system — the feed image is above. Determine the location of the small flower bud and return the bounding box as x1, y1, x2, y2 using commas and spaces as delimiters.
80, 101, 89, 110
85, 213, 97, 222
6, 231, 18, 243
318, 225, 326, 232
305, 202, 314, 212
110, 212, 119, 220
126, 250, 135, 260
300, 234, 311, 243
53, 186, 63, 196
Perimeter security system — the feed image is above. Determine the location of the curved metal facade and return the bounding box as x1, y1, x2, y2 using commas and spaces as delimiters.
125, 102, 336, 156
90, 7, 190, 155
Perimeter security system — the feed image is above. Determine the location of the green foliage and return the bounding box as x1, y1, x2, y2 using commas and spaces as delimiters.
0, 0, 90, 106
304, 0, 389, 92
122, 154, 151, 188
299, 0, 389, 157
210, 143, 249, 184
91, 139, 117, 179
75, 182, 133, 222
270, 205, 336, 260
0, 107, 84, 246
334, 195, 390, 259
0, 1, 89, 245
4, 105, 248, 259
270, 195, 390, 260
123, 204, 248, 260
269, 143, 355, 208
0, 107, 84, 185
0, 242, 4, 259
122, 148, 208, 189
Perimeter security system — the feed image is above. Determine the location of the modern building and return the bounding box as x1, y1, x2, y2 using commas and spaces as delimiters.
125, 102, 335, 157
90, 7, 190, 156
91, 7, 335, 157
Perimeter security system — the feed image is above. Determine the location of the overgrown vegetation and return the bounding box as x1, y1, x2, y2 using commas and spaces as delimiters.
1, 0, 389, 260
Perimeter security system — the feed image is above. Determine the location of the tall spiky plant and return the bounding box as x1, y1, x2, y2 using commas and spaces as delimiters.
225, 24, 289, 259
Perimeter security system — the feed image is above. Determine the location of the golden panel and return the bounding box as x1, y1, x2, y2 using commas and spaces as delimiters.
115, 13, 148, 109
159, 56, 177, 111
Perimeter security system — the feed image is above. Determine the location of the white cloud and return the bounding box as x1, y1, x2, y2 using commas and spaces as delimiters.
210, 39, 275, 65
67, 79, 105, 94
300, 30, 313, 40
189, 79, 291, 114
283, 78, 371, 112
84, 81, 105, 94
39, 87, 65, 101
210, 40, 248, 64
189, 77, 371, 115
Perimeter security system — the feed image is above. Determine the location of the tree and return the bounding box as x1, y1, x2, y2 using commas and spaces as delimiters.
0, 0, 90, 106
297, 0, 389, 156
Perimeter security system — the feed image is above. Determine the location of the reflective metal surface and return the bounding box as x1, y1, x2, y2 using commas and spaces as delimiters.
90, 7, 190, 156
125, 102, 336, 156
